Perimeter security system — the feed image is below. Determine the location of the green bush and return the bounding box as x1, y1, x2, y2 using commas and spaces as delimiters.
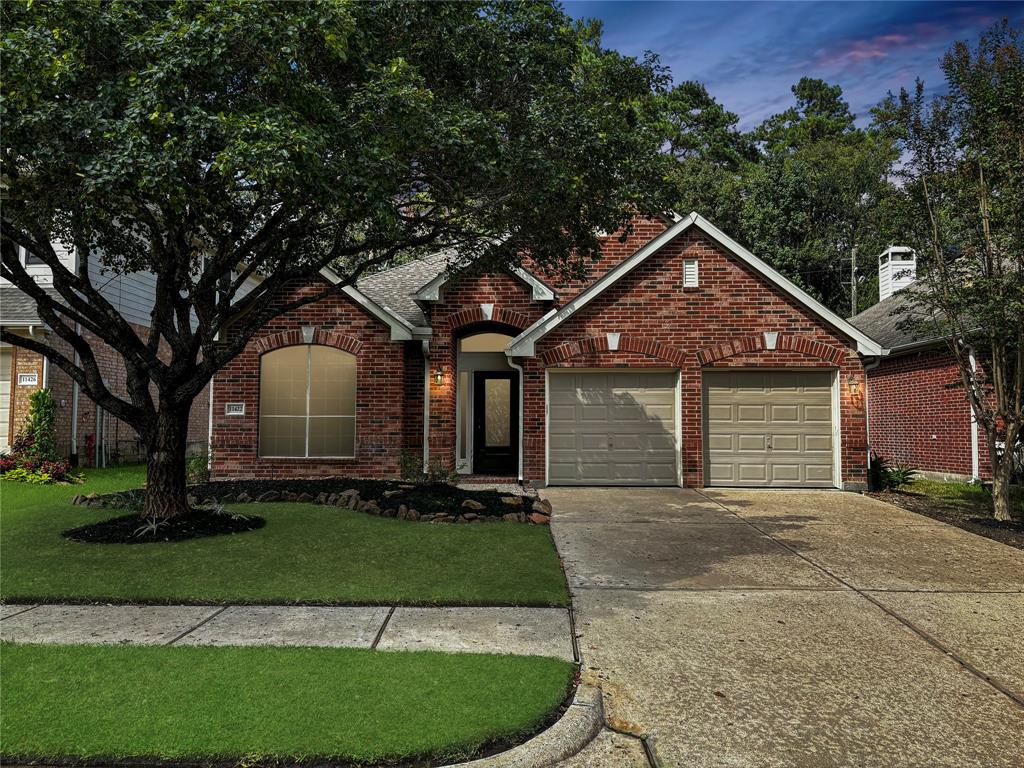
24, 388, 58, 461
185, 451, 211, 484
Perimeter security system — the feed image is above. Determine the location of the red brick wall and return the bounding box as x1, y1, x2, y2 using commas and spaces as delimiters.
210, 281, 406, 479
866, 346, 989, 479
528, 229, 868, 488
424, 271, 553, 470
5, 326, 210, 466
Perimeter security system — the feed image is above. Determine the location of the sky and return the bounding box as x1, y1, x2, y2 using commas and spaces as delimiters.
563, 1, 1024, 130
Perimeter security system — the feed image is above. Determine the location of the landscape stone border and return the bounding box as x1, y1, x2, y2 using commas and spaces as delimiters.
71, 487, 554, 525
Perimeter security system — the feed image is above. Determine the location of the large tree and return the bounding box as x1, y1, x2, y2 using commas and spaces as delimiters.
742, 78, 899, 314
660, 80, 755, 235
877, 20, 1023, 521
1, 0, 672, 518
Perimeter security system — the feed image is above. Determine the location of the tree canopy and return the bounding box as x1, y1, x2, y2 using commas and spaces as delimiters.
0, 0, 673, 517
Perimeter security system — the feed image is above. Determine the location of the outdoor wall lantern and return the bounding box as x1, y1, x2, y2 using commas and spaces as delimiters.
434, 367, 444, 386
847, 375, 861, 395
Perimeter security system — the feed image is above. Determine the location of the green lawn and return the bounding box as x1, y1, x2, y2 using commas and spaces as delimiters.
910, 478, 1024, 516
0, 466, 569, 606
0, 642, 574, 763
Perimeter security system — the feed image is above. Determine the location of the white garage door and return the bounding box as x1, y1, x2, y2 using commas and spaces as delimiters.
548, 371, 678, 485
0, 349, 10, 454
704, 370, 835, 487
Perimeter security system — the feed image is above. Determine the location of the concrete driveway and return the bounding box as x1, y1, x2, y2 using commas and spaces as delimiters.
545, 487, 1024, 768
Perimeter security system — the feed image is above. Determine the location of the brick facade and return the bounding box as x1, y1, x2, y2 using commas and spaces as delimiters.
4, 324, 210, 466
866, 346, 989, 480
208, 218, 872, 488
210, 280, 408, 479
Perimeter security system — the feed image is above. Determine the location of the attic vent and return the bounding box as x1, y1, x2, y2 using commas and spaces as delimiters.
683, 258, 699, 288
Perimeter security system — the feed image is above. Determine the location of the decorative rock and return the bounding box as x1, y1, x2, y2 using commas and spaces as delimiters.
383, 489, 401, 499
462, 512, 478, 521
72, 495, 84, 506
399, 484, 415, 490
296, 492, 314, 503
532, 498, 553, 515
186, 494, 198, 506
419, 513, 435, 522
502, 513, 520, 522
517, 511, 528, 523
363, 500, 381, 514
455, 515, 469, 523
461, 499, 486, 511
382, 508, 396, 518
501, 495, 523, 507
315, 492, 328, 505
235, 492, 252, 504
325, 493, 338, 505
406, 508, 420, 521
529, 512, 551, 525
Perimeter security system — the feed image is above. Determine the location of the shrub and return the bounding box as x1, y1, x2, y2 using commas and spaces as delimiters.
186, 451, 211, 484
398, 450, 460, 485
871, 453, 917, 491
1, 391, 80, 484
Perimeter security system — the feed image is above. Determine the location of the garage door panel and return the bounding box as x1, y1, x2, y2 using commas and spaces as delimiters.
705, 370, 836, 488
548, 371, 679, 486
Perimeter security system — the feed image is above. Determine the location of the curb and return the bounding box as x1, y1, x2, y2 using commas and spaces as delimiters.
443, 683, 604, 767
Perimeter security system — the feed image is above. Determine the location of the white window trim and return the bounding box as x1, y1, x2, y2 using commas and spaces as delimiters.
258, 345, 357, 459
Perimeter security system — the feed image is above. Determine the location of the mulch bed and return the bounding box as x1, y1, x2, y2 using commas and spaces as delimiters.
189, 478, 539, 519
868, 490, 1024, 550
62, 509, 266, 544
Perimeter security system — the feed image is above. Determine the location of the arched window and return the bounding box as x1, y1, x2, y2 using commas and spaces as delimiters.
259, 345, 356, 457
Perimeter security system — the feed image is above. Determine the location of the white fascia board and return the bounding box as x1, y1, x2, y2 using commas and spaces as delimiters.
319, 266, 414, 341
506, 212, 883, 357
415, 265, 555, 302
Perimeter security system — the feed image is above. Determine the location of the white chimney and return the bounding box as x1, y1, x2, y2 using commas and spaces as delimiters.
878, 246, 916, 301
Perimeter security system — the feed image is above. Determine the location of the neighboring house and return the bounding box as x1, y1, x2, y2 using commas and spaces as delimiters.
0, 245, 209, 465
850, 248, 990, 482
210, 212, 882, 489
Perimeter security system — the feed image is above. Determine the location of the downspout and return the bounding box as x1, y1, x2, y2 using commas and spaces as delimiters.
421, 340, 430, 474
70, 323, 80, 461
863, 356, 882, 483
207, 372, 215, 472
969, 350, 980, 481
508, 357, 525, 483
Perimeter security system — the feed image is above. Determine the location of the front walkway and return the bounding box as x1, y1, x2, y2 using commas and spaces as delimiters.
0, 604, 573, 660
547, 487, 1024, 768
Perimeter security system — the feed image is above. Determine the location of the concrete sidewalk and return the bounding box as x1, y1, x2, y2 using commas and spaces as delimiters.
0, 603, 573, 660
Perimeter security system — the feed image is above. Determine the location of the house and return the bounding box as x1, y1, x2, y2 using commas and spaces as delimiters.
0, 245, 210, 465
850, 248, 990, 482
210, 212, 882, 489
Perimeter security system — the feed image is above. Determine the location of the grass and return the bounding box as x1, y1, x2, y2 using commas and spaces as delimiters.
0, 466, 569, 606
0, 642, 575, 763
909, 478, 1024, 516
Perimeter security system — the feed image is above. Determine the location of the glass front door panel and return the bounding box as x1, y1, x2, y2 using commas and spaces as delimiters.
484, 378, 511, 447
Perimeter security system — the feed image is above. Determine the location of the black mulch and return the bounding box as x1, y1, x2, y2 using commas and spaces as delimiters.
869, 490, 1024, 550
62, 509, 266, 544
189, 478, 530, 517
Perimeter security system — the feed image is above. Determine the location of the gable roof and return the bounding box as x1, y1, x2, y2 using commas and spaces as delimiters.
0, 284, 62, 327
356, 251, 451, 327
414, 261, 555, 303
849, 283, 945, 354
317, 267, 416, 340
505, 212, 884, 357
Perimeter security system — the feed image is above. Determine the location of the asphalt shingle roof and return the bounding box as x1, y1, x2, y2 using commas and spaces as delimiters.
0, 284, 60, 327
849, 284, 944, 352
355, 250, 455, 327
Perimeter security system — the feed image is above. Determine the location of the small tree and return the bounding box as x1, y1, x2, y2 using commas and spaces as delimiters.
1, 1, 672, 518
878, 20, 1023, 520
23, 388, 59, 461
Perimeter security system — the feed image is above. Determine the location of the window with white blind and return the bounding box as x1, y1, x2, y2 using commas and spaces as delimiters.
683, 258, 699, 287
259, 345, 356, 457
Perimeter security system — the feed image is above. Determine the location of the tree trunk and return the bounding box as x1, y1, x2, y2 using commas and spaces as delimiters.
991, 457, 1013, 522
143, 406, 192, 520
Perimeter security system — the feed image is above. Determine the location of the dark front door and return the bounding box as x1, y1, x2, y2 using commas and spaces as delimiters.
473, 371, 519, 475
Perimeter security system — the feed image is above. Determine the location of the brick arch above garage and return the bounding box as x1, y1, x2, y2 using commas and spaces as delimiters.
541, 335, 686, 367
697, 333, 848, 366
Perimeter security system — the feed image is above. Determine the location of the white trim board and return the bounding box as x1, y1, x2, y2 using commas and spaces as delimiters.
506, 212, 883, 357
319, 267, 414, 341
